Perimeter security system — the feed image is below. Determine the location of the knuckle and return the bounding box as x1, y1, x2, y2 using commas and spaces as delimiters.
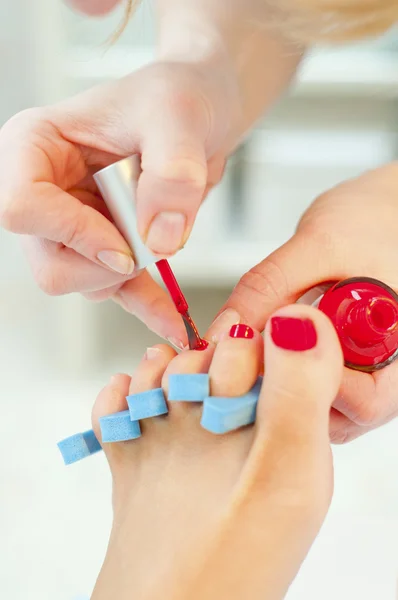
237, 258, 290, 307
347, 394, 378, 427
330, 428, 352, 445
297, 215, 337, 251
61, 205, 89, 249
1, 107, 43, 132
353, 402, 378, 427
0, 198, 22, 231
33, 260, 67, 296
0, 108, 48, 150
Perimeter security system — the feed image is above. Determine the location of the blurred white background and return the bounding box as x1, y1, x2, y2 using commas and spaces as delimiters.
0, 1, 398, 599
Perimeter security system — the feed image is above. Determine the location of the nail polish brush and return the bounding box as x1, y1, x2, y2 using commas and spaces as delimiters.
94, 156, 208, 351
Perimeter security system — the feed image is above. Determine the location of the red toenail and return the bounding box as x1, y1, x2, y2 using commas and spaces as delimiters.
270, 316, 317, 351
229, 324, 254, 339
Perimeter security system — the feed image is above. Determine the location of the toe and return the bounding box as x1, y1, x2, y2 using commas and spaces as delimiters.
129, 344, 177, 394
162, 344, 215, 395
126, 344, 177, 431
91, 373, 132, 466
162, 344, 216, 420
245, 305, 344, 519
257, 305, 343, 439
209, 325, 263, 397
92, 373, 131, 439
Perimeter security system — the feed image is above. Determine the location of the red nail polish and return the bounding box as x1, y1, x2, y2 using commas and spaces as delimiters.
230, 324, 254, 339
156, 259, 207, 351
270, 317, 317, 351
318, 277, 398, 372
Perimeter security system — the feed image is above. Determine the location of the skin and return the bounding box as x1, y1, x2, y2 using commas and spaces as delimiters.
1, 0, 396, 444
220, 163, 398, 443
91, 305, 344, 600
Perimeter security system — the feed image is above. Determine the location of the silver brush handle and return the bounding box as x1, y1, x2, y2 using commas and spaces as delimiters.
94, 156, 158, 271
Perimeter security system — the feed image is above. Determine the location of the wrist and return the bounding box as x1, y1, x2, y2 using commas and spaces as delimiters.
155, 1, 304, 152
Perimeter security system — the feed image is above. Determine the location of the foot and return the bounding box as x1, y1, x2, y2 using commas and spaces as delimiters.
91, 306, 343, 600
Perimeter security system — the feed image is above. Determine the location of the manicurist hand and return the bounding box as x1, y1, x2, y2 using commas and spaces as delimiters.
0, 61, 230, 346
0, 0, 301, 348
220, 163, 398, 443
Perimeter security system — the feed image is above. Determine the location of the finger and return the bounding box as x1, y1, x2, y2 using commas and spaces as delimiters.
329, 408, 372, 444
216, 230, 348, 331
113, 270, 188, 345
333, 361, 398, 427
136, 96, 223, 256
0, 112, 135, 276
83, 284, 123, 302
22, 237, 130, 295
65, 0, 122, 15
209, 325, 263, 397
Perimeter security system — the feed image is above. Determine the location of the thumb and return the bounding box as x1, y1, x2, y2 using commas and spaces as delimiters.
218, 231, 339, 331
136, 96, 224, 257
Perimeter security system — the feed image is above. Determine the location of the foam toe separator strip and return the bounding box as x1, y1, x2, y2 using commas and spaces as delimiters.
57, 429, 102, 465
100, 410, 141, 443
127, 388, 168, 420
168, 373, 210, 402
201, 377, 263, 434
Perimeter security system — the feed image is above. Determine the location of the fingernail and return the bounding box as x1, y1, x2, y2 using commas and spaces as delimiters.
167, 336, 186, 351
145, 347, 163, 360
97, 250, 135, 275
110, 375, 118, 384
270, 316, 317, 351
229, 324, 254, 339
209, 308, 240, 343
146, 212, 186, 255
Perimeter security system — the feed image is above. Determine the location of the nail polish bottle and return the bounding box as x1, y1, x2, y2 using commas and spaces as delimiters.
94, 156, 207, 350
317, 277, 398, 372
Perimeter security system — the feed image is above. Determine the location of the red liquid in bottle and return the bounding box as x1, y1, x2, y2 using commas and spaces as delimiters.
318, 277, 398, 372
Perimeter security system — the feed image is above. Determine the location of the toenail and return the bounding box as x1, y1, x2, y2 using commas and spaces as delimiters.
166, 337, 186, 351
270, 316, 317, 351
145, 347, 163, 360
209, 308, 241, 343
229, 324, 254, 339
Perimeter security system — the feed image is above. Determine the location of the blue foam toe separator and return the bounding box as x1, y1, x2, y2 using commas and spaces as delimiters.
201, 377, 263, 434
127, 388, 168, 421
168, 373, 210, 402
100, 410, 141, 443
57, 429, 102, 465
